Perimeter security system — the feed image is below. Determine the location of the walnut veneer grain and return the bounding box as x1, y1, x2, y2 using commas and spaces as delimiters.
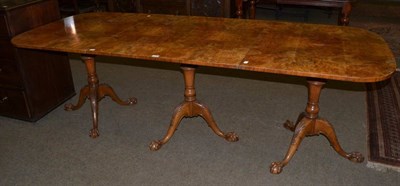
12, 12, 395, 83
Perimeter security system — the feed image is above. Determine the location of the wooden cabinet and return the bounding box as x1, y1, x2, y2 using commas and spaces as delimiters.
136, 0, 237, 17
0, 0, 75, 121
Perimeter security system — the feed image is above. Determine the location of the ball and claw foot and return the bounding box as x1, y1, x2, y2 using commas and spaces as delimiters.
347, 152, 364, 163
224, 132, 239, 142
283, 120, 295, 131
127, 97, 138, 105
64, 103, 74, 111
89, 128, 99, 138
270, 162, 284, 174
149, 140, 163, 151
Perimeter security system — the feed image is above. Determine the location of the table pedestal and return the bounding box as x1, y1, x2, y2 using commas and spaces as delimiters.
64, 55, 137, 138
149, 65, 239, 151
270, 79, 364, 174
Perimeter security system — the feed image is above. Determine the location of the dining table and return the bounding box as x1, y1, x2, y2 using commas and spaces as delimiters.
11, 12, 396, 174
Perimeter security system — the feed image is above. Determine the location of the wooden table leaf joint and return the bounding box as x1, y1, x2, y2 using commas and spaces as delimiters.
11, 12, 396, 174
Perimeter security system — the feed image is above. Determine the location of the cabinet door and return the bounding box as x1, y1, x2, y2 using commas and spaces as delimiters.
16, 49, 75, 121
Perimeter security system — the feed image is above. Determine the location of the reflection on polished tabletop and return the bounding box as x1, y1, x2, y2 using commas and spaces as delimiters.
12, 12, 396, 174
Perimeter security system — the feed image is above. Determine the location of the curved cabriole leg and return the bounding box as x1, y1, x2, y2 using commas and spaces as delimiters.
284, 112, 306, 132
150, 65, 238, 151
98, 83, 137, 105
197, 102, 239, 142
271, 79, 363, 174
82, 55, 100, 138
149, 102, 189, 151
65, 85, 90, 111
316, 119, 364, 162
88, 86, 99, 138
270, 117, 312, 174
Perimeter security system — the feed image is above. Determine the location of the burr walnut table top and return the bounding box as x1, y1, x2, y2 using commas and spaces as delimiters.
12, 12, 396, 82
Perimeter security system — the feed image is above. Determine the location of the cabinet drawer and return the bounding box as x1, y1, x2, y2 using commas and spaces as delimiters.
0, 89, 30, 119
